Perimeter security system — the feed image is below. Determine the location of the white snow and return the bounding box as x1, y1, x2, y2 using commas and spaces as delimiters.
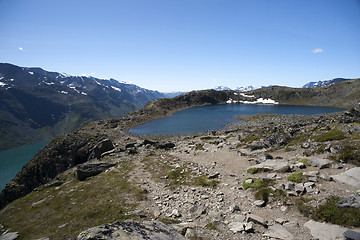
68, 86, 80, 93
43, 82, 55, 85
81, 92, 88, 95
0, 82, 7, 87
28, 71, 34, 75
111, 86, 122, 92
227, 97, 279, 104
240, 93, 255, 98
10, 79, 14, 81
59, 91, 68, 94
0, 77, 4, 81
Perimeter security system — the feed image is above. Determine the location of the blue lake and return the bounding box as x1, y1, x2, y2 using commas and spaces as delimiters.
0, 141, 48, 191
129, 104, 344, 135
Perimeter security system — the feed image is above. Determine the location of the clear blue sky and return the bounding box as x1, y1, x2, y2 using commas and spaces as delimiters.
1, 0, 359, 92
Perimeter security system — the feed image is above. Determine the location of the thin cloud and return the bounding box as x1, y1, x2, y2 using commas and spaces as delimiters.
312, 48, 324, 53
18, 47, 23, 51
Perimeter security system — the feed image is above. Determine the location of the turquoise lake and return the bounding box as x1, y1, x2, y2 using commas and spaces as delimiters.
0, 141, 48, 191
129, 104, 344, 135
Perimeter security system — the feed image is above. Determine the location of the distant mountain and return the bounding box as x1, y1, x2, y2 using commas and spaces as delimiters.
214, 85, 256, 92
302, 78, 349, 88
0, 63, 165, 150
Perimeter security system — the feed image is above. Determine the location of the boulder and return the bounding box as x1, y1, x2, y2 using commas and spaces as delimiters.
77, 220, 185, 240
91, 139, 114, 159
247, 160, 290, 173
343, 230, 360, 240
307, 158, 332, 169
332, 167, 360, 187
263, 224, 294, 240
257, 153, 273, 162
304, 220, 353, 240
75, 161, 115, 181
336, 192, 360, 208
228, 222, 245, 233
0, 232, 18, 240
247, 214, 267, 227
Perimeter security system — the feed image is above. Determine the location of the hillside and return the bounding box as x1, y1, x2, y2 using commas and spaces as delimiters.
245, 79, 360, 108
0, 63, 165, 150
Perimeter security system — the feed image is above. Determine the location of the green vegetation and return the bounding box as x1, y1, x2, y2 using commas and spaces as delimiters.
240, 135, 260, 143
0, 161, 147, 240
242, 178, 274, 190
200, 136, 219, 141
294, 196, 360, 227
158, 218, 181, 224
254, 188, 270, 202
314, 129, 346, 142
204, 222, 217, 230
195, 144, 205, 151
247, 167, 270, 174
288, 172, 303, 183
337, 144, 360, 166
298, 159, 310, 166
192, 175, 218, 188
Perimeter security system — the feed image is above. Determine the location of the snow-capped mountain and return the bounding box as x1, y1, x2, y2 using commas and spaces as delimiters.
302, 78, 349, 88
0, 63, 166, 150
214, 85, 256, 92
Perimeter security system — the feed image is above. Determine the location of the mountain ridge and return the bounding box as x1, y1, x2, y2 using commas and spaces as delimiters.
0, 63, 166, 150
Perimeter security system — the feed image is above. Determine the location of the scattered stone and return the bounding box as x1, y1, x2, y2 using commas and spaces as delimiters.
336, 192, 360, 208
208, 172, 220, 179
295, 183, 305, 194
304, 220, 352, 240
295, 162, 306, 169
320, 174, 333, 181
284, 182, 295, 191
184, 228, 197, 239
303, 171, 319, 177
244, 222, 254, 232
35, 238, 50, 240
157, 142, 175, 150
228, 222, 245, 233
257, 152, 273, 162
0, 232, 19, 240
309, 176, 318, 182
280, 206, 287, 212
274, 183, 285, 190
247, 214, 267, 227
301, 142, 311, 149
172, 209, 181, 218
263, 224, 294, 240
332, 167, 360, 187
75, 161, 115, 181
245, 178, 253, 184
153, 211, 161, 218
58, 223, 68, 229
275, 218, 286, 225
307, 158, 332, 169
77, 220, 185, 240
343, 229, 360, 240
304, 182, 315, 188
254, 200, 265, 207
229, 204, 240, 213
267, 173, 277, 179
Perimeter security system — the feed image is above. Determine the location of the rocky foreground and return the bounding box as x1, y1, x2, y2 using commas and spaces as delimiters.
0, 105, 359, 239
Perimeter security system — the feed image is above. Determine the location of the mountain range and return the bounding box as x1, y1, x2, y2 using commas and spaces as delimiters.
0, 63, 168, 150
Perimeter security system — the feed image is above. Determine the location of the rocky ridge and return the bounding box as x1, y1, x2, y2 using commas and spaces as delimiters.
1, 80, 360, 239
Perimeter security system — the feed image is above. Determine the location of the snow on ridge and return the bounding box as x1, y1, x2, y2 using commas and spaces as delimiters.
43, 81, 55, 85
28, 71, 34, 75
240, 93, 255, 98
59, 91, 68, 94
226, 97, 278, 104
81, 92, 87, 95
0, 82, 7, 87
111, 86, 122, 92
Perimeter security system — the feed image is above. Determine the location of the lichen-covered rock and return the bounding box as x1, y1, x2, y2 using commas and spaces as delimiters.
76, 220, 185, 240
75, 161, 115, 181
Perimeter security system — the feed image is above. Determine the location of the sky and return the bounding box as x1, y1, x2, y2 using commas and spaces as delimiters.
0, 0, 359, 92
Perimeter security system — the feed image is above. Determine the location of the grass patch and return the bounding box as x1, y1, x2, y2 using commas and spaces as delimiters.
0, 162, 146, 240
204, 222, 217, 230
194, 144, 205, 151
247, 167, 270, 174
192, 175, 218, 188
240, 135, 260, 143
288, 172, 303, 183
242, 178, 274, 190
314, 129, 346, 142
254, 188, 270, 202
298, 159, 310, 166
200, 136, 219, 141
158, 218, 182, 224
336, 144, 360, 166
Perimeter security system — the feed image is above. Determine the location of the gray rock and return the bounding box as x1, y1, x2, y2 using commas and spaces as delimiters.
301, 142, 311, 149
304, 220, 355, 240
257, 152, 273, 162
247, 214, 267, 227
284, 182, 295, 191
295, 183, 305, 194
229, 204, 240, 213
77, 220, 185, 240
307, 158, 332, 169
184, 228, 197, 239
254, 200, 265, 207
343, 229, 360, 240
336, 192, 360, 208
274, 183, 285, 190
91, 139, 114, 159
249, 140, 271, 150
75, 161, 116, 181
263, 224, 294, 240
244, 222, 254, 232
247, 160, 290, 173
0, 232, 18, 240
228, 222, 244, 233
267, 173, 277, 179
295, 162, 306, 169
304, 182, 315, 188
275, 218, 286, 225
172, 209, 181, 218
332, 167, 360, 187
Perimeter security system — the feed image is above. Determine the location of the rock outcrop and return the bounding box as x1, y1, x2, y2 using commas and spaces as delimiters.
76, 221, 185, 240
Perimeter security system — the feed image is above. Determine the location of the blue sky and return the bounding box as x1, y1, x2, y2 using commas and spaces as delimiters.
0, 0, 359, 92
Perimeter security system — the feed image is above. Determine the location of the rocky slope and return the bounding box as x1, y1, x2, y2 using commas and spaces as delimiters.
0, 63, 165, 150
1, 81, 360, 239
